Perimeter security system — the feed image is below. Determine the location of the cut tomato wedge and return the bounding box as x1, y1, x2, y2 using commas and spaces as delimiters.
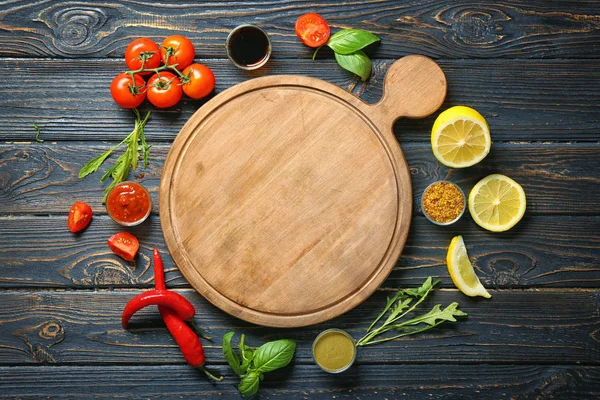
295, 13, 330, 48
68, 201, 93, 233
108, 232, 140, 261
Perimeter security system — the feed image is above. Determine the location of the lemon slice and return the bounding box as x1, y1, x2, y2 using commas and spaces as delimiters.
431, 106, 491, 168
469, 174, 526, 232
447, 235, 491, 298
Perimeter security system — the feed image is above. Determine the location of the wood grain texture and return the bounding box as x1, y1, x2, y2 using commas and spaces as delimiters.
0, 289, 598, 365
0, 59, 598, 142
0, 215, 597, 290
159, 56, 445, 327
0, 0, 598, 59
1, 143, 598, 215
0, 0, 598, 397
0, 364, 598, 399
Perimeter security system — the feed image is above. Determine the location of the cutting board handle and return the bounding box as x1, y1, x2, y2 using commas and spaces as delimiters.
372, 55, 447, 127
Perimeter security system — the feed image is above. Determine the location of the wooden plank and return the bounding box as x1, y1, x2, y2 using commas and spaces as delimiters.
0, 289, 598, 365
0, 1, 598, 59
0, 364, 598, 399
0, 214, 598, 290
1, 143, 598, 216
1, 59, 598, 142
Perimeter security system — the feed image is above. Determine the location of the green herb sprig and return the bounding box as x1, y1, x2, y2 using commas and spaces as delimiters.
78, 109, 151, 203
314, 28, 381, 81
34, 123, 43, 143
357, 277, 467, 346
223, 332, 296, 397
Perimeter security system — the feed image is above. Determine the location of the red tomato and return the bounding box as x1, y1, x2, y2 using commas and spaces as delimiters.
68, 201, 93, 233
161, 35, 195, 70
110, 72, 146, 108
125, 38, 161, 75
108, 232, 139, 261
147, 72, 183, 108
182, 63, 215, 99
295, 13, 330, 48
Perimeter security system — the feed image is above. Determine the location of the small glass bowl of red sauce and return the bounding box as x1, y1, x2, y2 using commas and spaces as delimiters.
106, 181, 152, 226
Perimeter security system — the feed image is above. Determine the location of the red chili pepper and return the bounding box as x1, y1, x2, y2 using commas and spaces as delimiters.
122, 248, 220, 380
154, 247, 166, 291
153, 248, 221, 381
121, 289, 196, 329
159, 305, 222, 381
153, 248, 211, 340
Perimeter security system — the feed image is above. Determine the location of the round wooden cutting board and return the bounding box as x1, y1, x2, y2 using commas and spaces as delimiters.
160, 55, 447, 327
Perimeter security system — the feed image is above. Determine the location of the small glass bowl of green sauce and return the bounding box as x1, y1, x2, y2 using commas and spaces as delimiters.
312, 328, 356, 373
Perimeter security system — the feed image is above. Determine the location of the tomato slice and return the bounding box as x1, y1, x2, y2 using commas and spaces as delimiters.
68, 201, 93, 233
295, 13, 330, 48
108, 232, 140, 261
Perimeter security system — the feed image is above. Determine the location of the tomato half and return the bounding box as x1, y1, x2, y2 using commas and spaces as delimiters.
68, 201, 93, 233
110, 72, 146, 108
108, 232, 140, 261
161, 35, 195, 70
295, 13, 330, 48
125, 38, 161, 75
147, 72, 183, 108
182, 63, 216, 99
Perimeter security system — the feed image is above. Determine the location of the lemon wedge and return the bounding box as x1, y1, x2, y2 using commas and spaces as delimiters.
468, 174, 526, 232
447, 235, 491, 298
431, 106, 491, 168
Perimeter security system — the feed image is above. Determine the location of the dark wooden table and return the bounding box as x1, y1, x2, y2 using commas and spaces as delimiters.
1, 1, 599, 398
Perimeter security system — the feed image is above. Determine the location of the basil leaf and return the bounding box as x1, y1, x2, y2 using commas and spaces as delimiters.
327, 29, 380, 55
222, 332, 242, 377
253, 339, 296, 373
238, 371, 260, 397
334, 51, 372, 81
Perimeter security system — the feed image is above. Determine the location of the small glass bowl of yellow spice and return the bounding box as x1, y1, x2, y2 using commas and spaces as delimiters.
421, 181, 466, 226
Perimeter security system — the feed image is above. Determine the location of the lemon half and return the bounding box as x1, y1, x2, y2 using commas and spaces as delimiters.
469, 174, 526, 232
447, 235, 491, 298
431, 106, 491, 168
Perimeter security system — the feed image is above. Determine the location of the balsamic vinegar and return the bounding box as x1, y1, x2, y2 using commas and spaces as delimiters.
228, 26, 270, 67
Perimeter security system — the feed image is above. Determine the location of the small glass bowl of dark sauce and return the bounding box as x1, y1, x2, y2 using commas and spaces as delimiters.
226, 24, 271, 70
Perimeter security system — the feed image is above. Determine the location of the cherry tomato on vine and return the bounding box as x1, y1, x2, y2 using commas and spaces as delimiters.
110, 72, 146, 108
125, 38, 161, 75
67, 201, 93, 233
147, 72, 183, 108
161, 35, 195, 70
108, 232, 139, 261
181, 63, 215, 99
295, 13, 330, 48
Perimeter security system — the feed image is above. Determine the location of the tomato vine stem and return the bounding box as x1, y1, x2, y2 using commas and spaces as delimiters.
125, 51, 190, 87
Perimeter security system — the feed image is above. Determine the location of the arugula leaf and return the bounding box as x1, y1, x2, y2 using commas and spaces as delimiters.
382, 297, 412, 326
253, 339, 296, 373
357, 278, 466, 346
78, 147, 117, 179
403, 277, 440, 298
327, 29, 380, 55
401, 303, 467, 326
238, 371, 260, 397
222, 332, 242, 377
78, 109, 151, 203
334, 51, 372, 81
140, 129, 150, 169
